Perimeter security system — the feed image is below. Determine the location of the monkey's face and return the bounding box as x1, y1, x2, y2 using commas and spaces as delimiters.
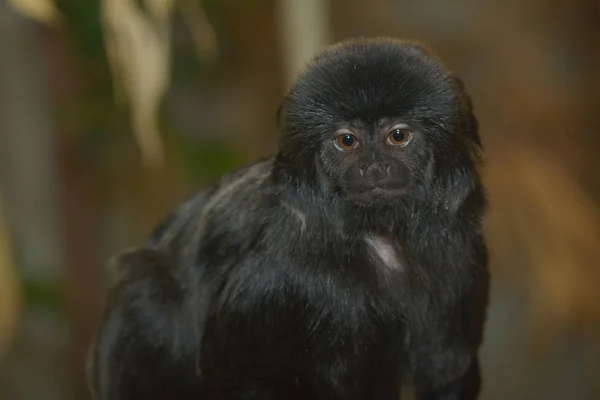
317, 118, 429, 205
277, 38, 480, 207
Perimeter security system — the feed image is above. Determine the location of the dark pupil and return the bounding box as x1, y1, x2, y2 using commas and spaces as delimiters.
342, 135, 354, 147
393, 129, 405, 142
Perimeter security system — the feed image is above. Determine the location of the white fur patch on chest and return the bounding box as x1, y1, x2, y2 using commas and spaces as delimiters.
364, 235, 403, 272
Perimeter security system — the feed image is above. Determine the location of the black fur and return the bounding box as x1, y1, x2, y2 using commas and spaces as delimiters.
88, 37, 489, 400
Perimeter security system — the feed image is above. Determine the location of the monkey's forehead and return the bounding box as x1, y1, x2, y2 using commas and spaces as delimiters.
286, 38, 457, 123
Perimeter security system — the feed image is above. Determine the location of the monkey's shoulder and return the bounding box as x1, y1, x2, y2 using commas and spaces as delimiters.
143, 158, 273, 242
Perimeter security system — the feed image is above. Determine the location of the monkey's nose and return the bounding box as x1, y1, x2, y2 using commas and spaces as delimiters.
359, 163, 390, 183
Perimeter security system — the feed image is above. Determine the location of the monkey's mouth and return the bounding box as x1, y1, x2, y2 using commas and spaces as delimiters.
346, 186, 408, 206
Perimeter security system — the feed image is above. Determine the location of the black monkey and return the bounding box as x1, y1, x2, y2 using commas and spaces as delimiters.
88, 38, 489, 400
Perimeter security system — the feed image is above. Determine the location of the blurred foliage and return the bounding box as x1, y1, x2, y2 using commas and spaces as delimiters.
169, 133, 244, 183
8, 0, 62, 25
0, 197, 21, 362
21, 279, 63, 312
2, 1, 600, 398
485, 143, 600, 345
12, 0, 228, 172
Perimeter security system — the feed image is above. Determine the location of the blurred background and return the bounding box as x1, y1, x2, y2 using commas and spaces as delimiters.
0, 0, 599, 399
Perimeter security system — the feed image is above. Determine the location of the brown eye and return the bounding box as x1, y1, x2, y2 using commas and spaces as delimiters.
387, 128, 411, 146
335, 134, 359, 151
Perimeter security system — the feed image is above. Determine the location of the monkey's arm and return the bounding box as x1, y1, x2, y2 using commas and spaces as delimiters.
410, 247, 489, 400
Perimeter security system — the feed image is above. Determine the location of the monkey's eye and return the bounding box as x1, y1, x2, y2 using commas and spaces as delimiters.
387, 127, 412, 146
335, 134, 359, 151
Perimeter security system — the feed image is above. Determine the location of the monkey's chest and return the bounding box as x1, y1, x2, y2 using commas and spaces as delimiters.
200, 249, 407, 388
200, 306, 402, 398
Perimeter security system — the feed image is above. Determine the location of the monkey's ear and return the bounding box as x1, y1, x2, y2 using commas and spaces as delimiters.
453, 77, 482, 150
276, 102, 284, 128
276, 97, 289, 129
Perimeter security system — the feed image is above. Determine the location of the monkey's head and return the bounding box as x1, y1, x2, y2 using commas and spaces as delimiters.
275, 38, 482, 208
